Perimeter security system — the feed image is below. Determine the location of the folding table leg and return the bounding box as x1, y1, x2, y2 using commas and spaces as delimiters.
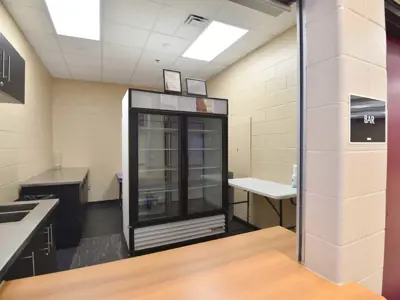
247, 191, 250, 223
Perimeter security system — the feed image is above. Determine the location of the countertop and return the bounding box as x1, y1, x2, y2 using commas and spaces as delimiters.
20, 168, 88, 187
0, 227, 384, 300
0, 200, 59, 280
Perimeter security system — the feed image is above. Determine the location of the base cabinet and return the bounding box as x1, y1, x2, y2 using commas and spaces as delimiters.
19, 174, 88, 249
4, 211, 56, 280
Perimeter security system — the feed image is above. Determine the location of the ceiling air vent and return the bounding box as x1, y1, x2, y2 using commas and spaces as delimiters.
184, 14, 209, 27
228, 0, 291, 17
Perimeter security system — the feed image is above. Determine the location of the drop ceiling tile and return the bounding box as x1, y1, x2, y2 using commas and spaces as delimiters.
195, 63, 228, 80
69, 65, 101, 82
102, 60, 135, 77
153, 6, 187, 35
133, 65, 163, 78
174, 22, 207, 41
5, 4, 54, 34
173, 57, 208, 76
64, 54, 101, 68
102, 43, 142, 64
104, 0, 162, 30
72, 73, 101, 82
145, 32, 191, 55
103, 22, 150, 49
137, 51, 178, 70
24, 32, 60, 52
36, 49, 65, 65
58, 36, 101, 57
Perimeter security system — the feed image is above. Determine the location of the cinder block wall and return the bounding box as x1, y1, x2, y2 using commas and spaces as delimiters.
52, 79, 129, 202
0, 3, 53, 203
207, 27, 298, 228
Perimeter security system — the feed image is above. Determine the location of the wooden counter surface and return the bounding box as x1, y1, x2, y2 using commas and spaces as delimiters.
0, 227, 383, 300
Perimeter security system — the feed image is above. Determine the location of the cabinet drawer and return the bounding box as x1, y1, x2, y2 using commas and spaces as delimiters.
4, 252, 35, 280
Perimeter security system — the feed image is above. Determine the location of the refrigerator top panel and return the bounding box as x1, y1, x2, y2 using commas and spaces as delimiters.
129, 89, 228, 115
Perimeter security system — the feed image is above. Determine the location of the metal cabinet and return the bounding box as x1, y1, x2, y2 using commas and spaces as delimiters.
4, 211, 57, 280
0, 32, 25, 104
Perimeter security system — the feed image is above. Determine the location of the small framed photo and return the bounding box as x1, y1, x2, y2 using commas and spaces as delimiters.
163, 69, 182, 95
186, 78, 208, 97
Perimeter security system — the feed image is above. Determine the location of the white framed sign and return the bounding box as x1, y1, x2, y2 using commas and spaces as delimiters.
186, 78, 207, 97
163, 69, 182, 95
349, 94, 386, 143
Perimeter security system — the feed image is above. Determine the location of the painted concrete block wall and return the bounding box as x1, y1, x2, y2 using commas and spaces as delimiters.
304, 0, 387, 294
207, 27, 298, 228
0, 3, 53, 204
52, 79, 130, 202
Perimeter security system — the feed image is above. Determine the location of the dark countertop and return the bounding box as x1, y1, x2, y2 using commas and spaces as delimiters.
20, 168, 88, 188
0, 199, 59, 280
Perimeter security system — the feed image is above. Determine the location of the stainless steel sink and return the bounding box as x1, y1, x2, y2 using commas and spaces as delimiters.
0, 203, 38, 213
0, 211, 29, 223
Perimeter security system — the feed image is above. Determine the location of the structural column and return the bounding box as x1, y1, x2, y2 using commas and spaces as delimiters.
303, 0, 387, 294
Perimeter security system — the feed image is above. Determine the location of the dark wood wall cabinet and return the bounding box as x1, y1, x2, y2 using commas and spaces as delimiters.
4, 211, 57, 281
0, 32, 25, 104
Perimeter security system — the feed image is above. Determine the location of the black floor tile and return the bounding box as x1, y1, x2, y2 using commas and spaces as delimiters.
82, 201, 123, 238
56, 247, 77, 271
71, 234, 128, 269
227, 218, 256, 236
57, 201, 125, 271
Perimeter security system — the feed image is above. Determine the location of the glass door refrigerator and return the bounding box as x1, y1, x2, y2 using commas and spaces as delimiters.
122, 89, 228, 256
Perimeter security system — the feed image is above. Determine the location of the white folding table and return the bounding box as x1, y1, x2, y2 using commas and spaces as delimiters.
228, 178, 297, 228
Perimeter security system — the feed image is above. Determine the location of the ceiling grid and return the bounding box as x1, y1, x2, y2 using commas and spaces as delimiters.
2, 0, 296, 89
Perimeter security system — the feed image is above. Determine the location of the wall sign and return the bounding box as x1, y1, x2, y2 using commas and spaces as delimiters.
186, 78, 207, 97
163, 69, 182, 95
349, 94, 386, 143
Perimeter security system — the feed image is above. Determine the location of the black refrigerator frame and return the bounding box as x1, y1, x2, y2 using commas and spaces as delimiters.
127, 88, 229, 256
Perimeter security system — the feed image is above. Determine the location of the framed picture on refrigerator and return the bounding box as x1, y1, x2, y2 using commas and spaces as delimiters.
186, 78, 208, 97
163, 69, 182, 95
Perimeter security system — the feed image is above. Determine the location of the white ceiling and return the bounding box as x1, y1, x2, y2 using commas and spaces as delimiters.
2, 0, 296, 90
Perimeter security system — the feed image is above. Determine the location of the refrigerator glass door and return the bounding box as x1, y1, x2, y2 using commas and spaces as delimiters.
138, 113, 180, 221
187, 117, 223, 213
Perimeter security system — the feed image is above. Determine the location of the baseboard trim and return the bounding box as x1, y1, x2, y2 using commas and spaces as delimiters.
232, 216, 260, 231
87, 199, 121, 206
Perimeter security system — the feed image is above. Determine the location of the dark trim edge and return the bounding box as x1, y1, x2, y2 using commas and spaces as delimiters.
297, 0, 305, 263
232, 216, 260, 231
86, 199, 121, 206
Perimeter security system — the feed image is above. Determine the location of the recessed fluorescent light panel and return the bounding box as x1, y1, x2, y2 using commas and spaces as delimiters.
182, 21, 248, 62
45, 0, 100, 41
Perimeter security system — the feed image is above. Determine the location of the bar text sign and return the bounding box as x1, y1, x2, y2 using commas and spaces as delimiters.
350, 95, 386, 143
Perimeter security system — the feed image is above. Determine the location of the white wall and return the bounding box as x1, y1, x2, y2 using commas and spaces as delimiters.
121, 91, 130, 249
207, 27, 298, 228
52, 78, 129, 202
0, 3, 53, 203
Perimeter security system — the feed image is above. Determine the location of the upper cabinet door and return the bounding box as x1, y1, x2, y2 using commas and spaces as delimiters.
0, 33, 7, 92
0, 33, 25, 104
